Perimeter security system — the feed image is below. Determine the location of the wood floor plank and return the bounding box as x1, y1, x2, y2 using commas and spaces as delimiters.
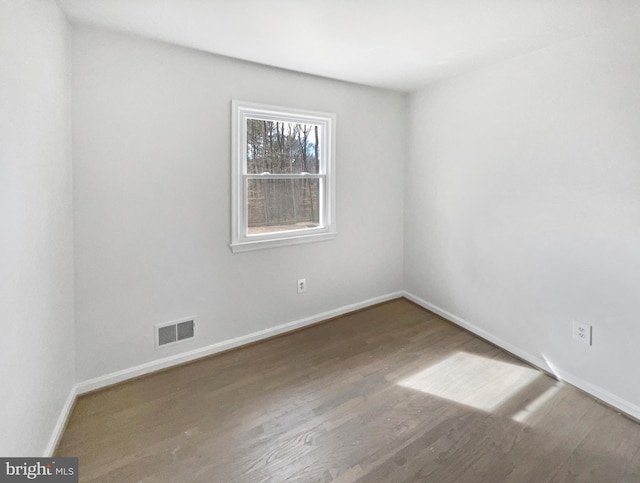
56, 298, 640, 482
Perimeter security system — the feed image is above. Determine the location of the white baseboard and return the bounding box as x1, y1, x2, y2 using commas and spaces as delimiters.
403, 291, 551, 371
403, 290, 640, 421
44, 384, 78, 456
75, 291, 403, 395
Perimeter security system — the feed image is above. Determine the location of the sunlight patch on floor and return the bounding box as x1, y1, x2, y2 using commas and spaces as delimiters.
398, 352, 540, 411
512, 381, 563, 423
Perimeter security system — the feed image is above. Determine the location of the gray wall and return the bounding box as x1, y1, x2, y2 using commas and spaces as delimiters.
405, 18, 640, 416
72, 26, 406, 382
0, 0, 75, 455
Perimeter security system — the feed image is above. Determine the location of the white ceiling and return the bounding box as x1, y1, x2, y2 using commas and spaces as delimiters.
59, 0, 640, 92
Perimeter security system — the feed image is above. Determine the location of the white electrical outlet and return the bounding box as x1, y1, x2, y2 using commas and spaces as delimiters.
573, 320, 592, 346
297, 278, 307, 294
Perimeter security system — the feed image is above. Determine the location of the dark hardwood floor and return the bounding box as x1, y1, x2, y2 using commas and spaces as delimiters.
56, 298, 640, 482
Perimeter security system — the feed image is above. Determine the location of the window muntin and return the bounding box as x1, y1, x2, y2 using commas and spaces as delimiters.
231, 101, 336, 252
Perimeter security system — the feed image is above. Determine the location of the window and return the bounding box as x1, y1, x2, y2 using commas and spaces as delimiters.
231, 100, 336, 252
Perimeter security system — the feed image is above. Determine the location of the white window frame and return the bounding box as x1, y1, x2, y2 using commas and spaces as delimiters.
230, 100, 336, 253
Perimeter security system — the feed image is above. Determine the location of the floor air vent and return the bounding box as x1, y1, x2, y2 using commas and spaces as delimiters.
155, 317, 196, 348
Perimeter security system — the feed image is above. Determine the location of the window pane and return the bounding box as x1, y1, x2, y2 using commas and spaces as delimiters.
246, 119, 321, 174
247, 178, 321, 234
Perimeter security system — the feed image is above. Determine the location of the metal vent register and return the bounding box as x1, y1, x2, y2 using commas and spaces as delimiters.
156, 318, 195, 348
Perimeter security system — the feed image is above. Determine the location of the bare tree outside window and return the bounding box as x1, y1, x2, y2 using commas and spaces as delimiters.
246, 119, 320, 234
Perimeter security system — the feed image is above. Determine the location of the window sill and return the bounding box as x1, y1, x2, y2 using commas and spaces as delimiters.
230, 231, 336, 253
